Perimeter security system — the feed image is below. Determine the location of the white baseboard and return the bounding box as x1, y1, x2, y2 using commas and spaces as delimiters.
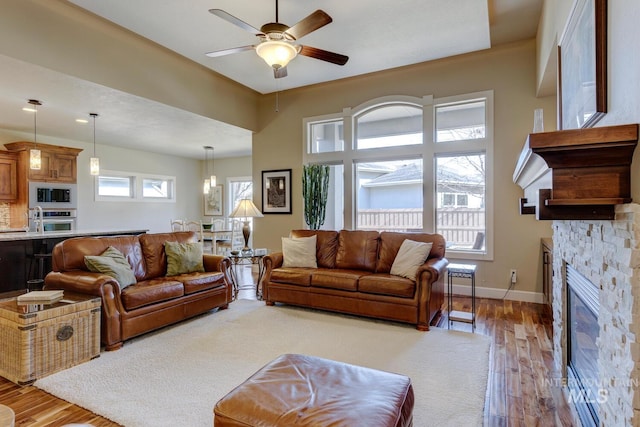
449, 283, 545, 304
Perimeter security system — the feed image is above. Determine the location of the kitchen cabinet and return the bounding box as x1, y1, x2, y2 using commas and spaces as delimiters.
541, 238, 553, 309
4, 141, 82, 183
0, 152, 18, 201
3, 141, 82, 229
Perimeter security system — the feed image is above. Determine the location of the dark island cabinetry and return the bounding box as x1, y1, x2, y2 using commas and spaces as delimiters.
0, 229, 147, 295
0, 241, 26, 292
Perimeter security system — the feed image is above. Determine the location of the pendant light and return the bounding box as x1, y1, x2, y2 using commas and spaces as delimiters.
203, 146, 211, 194
210, 146, 217, 187
24, 99, 42, 170
89, 113, 100, 176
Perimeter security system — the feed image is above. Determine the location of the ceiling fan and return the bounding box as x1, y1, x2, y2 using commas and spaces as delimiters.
206, 0, 349, 79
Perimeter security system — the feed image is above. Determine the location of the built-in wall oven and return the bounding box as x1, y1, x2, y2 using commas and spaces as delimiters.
30, 209, 77, 232
28, 182, 78, 232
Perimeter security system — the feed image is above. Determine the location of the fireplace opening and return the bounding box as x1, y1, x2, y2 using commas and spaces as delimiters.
566, 264, 600, 427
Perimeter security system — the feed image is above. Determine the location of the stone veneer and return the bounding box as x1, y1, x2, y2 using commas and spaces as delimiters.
552, 204, 640, 426
0, 203, 9, 228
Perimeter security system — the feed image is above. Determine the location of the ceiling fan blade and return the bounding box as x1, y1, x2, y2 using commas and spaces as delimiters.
299, 45, 349, 66
209, 9, 264, 36
205, 45, 255, 58
285, 10, 332, 40
274, 67, 288, 79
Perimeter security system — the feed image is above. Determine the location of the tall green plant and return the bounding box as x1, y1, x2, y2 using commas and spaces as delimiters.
302, 164, 330, 230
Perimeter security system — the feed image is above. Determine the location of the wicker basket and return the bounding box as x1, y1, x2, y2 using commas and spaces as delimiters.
0, 294, 100, 385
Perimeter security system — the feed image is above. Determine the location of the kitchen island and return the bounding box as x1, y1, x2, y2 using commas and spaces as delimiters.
0, 229, 147, 295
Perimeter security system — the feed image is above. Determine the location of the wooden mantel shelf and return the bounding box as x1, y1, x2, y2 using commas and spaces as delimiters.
513, 124, 639, 220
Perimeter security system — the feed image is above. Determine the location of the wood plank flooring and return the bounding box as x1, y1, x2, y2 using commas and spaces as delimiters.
0, 271, 577, 426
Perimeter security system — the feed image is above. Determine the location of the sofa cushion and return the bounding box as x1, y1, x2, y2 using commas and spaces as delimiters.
270, 268, 313, 287
282, 235, 317, 268
359, 274, 416, 298
84, 246, 137, 288
377, 232, 444, 274
311, 269, 364, 292
290, 230, 339, 268
335, 230, 379, 271
165, 241, 205, 276
121, 278, 184, 310
179, 271, 226, 294
390, 240, 433, 280
139, 232, 198, 280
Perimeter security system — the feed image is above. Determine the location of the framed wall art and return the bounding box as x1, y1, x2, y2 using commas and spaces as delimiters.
558, 0, 607, 130
262, 169, 292, 214
204, 185, 223, 216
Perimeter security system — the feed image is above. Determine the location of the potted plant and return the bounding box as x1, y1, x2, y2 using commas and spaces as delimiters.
302, 164, 330, 230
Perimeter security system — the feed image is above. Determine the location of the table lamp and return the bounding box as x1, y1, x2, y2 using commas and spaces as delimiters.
229, 199, 264, 254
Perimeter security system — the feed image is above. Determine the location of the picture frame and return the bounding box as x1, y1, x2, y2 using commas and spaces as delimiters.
204, 185, 223, 216
558, 0, 607, 130
262, 169, 292, 214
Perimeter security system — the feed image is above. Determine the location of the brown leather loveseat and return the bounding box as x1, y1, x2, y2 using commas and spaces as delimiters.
262, 230, 448, 330
44, 231, 232, 350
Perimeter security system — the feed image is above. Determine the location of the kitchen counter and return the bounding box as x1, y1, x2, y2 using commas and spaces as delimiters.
0, 229, 148, 241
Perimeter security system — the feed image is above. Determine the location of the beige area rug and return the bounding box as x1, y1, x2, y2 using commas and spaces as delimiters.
35, 300, 491, 427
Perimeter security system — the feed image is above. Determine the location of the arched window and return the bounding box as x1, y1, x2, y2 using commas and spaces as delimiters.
303, 91, 493, 260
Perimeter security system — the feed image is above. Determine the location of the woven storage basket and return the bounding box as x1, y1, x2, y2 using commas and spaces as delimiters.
0, 294, 100, 385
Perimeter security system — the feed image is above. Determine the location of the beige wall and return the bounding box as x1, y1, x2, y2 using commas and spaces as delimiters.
253, 39, 556, 298
0, 0, 259, 132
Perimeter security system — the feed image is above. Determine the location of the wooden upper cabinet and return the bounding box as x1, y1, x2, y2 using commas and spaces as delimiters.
4, 141, 82, 183
0, 151, 18, 201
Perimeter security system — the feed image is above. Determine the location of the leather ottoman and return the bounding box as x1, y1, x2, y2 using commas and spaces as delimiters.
213, 353, 414, 427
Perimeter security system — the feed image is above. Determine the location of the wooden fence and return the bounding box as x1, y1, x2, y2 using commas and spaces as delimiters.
357, 208, 484, 248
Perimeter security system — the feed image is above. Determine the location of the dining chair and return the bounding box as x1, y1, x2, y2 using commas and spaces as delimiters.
170, 219, 185, 232
183, 220, 204, 244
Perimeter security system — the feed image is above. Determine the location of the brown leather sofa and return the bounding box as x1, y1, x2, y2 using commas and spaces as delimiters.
262, 230, 448, 330
44, 231, 232, 350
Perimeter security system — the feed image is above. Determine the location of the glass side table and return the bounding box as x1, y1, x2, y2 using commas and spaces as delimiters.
228, 254, 265, 300
447, 263, 477, 332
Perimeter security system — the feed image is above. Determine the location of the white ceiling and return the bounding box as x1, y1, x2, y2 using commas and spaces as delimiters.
0, 0, 543, 160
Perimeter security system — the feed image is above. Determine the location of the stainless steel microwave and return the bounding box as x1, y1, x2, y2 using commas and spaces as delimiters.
29, 182, 78, 209
37, 187, 71, 203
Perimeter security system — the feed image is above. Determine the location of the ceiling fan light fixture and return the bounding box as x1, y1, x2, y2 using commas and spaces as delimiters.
256, 40, 297, 69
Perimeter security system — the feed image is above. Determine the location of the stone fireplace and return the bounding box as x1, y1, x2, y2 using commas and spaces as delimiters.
552, 204, 640, 425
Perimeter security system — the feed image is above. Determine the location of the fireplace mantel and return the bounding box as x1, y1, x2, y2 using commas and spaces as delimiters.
513, 124, 639, 220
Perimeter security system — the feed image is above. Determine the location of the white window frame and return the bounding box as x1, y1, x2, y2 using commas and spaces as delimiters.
95, 169, 176, 203
303, 91, 494, 261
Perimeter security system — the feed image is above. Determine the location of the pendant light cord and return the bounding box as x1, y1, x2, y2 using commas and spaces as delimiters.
33, 103, 37, 147
92, 114, 96, 156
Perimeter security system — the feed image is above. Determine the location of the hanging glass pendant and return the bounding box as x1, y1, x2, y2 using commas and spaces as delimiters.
90, 157, 100, 175
89, 113, 100, 176
29, 148, 41, 170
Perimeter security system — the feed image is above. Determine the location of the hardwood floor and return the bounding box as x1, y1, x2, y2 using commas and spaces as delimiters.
0, 270, 576, 426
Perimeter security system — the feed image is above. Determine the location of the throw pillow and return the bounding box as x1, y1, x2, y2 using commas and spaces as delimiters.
282, 235, 318, 268
165, 241, 205, 276
390, 239, 433, 280
84, 246, 137, 288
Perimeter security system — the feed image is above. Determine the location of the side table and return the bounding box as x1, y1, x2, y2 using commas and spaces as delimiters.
447, 263, 477, 332
228, 254, 265, 300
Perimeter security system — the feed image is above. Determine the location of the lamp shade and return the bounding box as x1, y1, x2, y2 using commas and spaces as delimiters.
255, 41, 297, 69
230, 199, 264, 219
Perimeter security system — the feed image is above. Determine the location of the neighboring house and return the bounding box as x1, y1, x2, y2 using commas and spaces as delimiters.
360, 162, 484, 210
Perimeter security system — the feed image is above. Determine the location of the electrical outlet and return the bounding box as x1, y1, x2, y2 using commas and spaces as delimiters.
510, 269, 517, 284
